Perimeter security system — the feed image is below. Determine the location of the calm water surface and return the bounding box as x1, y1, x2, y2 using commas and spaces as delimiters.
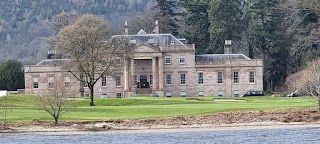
1, 128, 320, 144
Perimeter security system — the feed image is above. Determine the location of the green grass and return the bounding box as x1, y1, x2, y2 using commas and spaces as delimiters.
0, 95, 316, 122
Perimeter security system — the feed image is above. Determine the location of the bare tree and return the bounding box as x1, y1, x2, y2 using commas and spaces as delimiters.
291, 59, 320, 112
37, 73, 78, 125
55, 14, 133, 106
0, 95, 13, 130
50, 12, 79, 32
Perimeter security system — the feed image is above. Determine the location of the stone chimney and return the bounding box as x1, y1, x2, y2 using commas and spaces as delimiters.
153, 20, 159, 34
224, 40, 232, 54
124, 21, 128, 35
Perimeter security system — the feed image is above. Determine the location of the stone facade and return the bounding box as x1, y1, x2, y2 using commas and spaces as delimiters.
24, 24, 263, 98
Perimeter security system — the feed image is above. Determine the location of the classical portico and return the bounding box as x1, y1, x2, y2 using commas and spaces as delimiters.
123, 44, 164, 97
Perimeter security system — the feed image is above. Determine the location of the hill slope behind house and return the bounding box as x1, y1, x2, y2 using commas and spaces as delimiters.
0, 0, 156, 64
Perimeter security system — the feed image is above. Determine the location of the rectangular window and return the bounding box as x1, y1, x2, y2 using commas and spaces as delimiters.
33, 77, 39, 89
101, 76, 107, 87
217, 72, 223, 84
115, 58, 121, 65
165, 74, 172, 85
48, 76, 54, 88
116, 93, 122, 98
180, 74, 186, 85
149, 75, 153, 85
233, 72, 239, 83
198, 72, 204, 85
83, 76, 88, 88
179, 56, 185, 64
64, 77, 71, 87
166, 92, 172, 97
165, 56, 171, 64
234, 90, 240, 97
217, 90, 224, 96
180, 91, 187, 97
84, 93, 90, 97
115, 76, 121, 86
198, 91, 205, 97
249, 71, 255, 83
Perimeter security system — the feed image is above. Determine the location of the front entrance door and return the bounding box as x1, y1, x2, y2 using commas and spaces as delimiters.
140, 75, 149, 88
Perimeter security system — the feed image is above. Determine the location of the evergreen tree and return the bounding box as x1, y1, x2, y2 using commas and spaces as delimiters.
208, 0, 244, 54
0, 60, 24, 91
155, 0, 180, 36
180, 0, 210, 54
247, 0, 292, 91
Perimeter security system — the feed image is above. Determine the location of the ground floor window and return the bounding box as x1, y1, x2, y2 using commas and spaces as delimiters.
198, 91, 205, 97
48, 76, 55, 88
116, 93, 122, 98
180, 91, 187, 97
233, 90, 240, 97
165, 74, 172, 85
84, 93, 90, 97
149, 75, 153, 85
33, 77, 39, 89
217, 90, 224, 96
115, 76, 121, 86
166, 92, 172, 97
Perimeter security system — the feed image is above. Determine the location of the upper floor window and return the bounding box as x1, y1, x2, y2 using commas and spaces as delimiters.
33, 77, 39, 89
115, 76, 121, 86
217, 72, 223, 84
101, 76, 107, 87
233, 72, 239, 83
48, 76, 55, 88
115, 58, 121, 65
249, 71, 255, 83
64, 76, 71, 87
165, 74, 172, 85
180, 73, 186, 85
198, 72, 204, 85
165, 56, 171, 64
179, 56, 185, 64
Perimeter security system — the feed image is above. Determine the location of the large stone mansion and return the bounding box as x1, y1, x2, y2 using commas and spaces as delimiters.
24, 22, 263, 98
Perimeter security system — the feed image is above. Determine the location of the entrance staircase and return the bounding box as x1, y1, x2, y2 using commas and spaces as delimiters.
136, 88, 152, 96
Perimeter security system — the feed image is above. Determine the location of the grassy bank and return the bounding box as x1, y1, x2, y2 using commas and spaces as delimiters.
0, 95, 316, 122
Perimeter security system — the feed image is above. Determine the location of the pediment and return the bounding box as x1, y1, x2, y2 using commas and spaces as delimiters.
134, 44, 160, 53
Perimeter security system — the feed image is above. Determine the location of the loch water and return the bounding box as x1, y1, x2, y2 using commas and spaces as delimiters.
1, 127, 320, 144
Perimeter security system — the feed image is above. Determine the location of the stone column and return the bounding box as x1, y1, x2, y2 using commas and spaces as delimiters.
130, 59, 135, 91
158, 56, 164, 90
152, 57, 158, 91
123, 59, 129, 91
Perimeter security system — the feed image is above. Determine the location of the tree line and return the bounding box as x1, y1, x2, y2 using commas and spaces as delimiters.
145, 0, 320, 92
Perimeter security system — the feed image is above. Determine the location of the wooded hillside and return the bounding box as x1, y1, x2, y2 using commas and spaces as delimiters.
0, 0, 156, 64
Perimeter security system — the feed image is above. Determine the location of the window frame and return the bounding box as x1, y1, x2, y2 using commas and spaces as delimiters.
101, 76, 107, 87
180, 73, 186, 85
116, 93, 122, 98
179, 56, 185, 64
198, 72, 204, 85
115, 76, 121, 86
64, 76, 71, 88
180, 91, 187, 97
48, 76, 55, 89
233, 71, 239, 83
249, 71, 255, 83
165, 74, 172, 85
217, 90, 224, 96
165, 56, 171, 65
149, 75, 153, 86
217, 72, 223, 84
32, 77, 39, 89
